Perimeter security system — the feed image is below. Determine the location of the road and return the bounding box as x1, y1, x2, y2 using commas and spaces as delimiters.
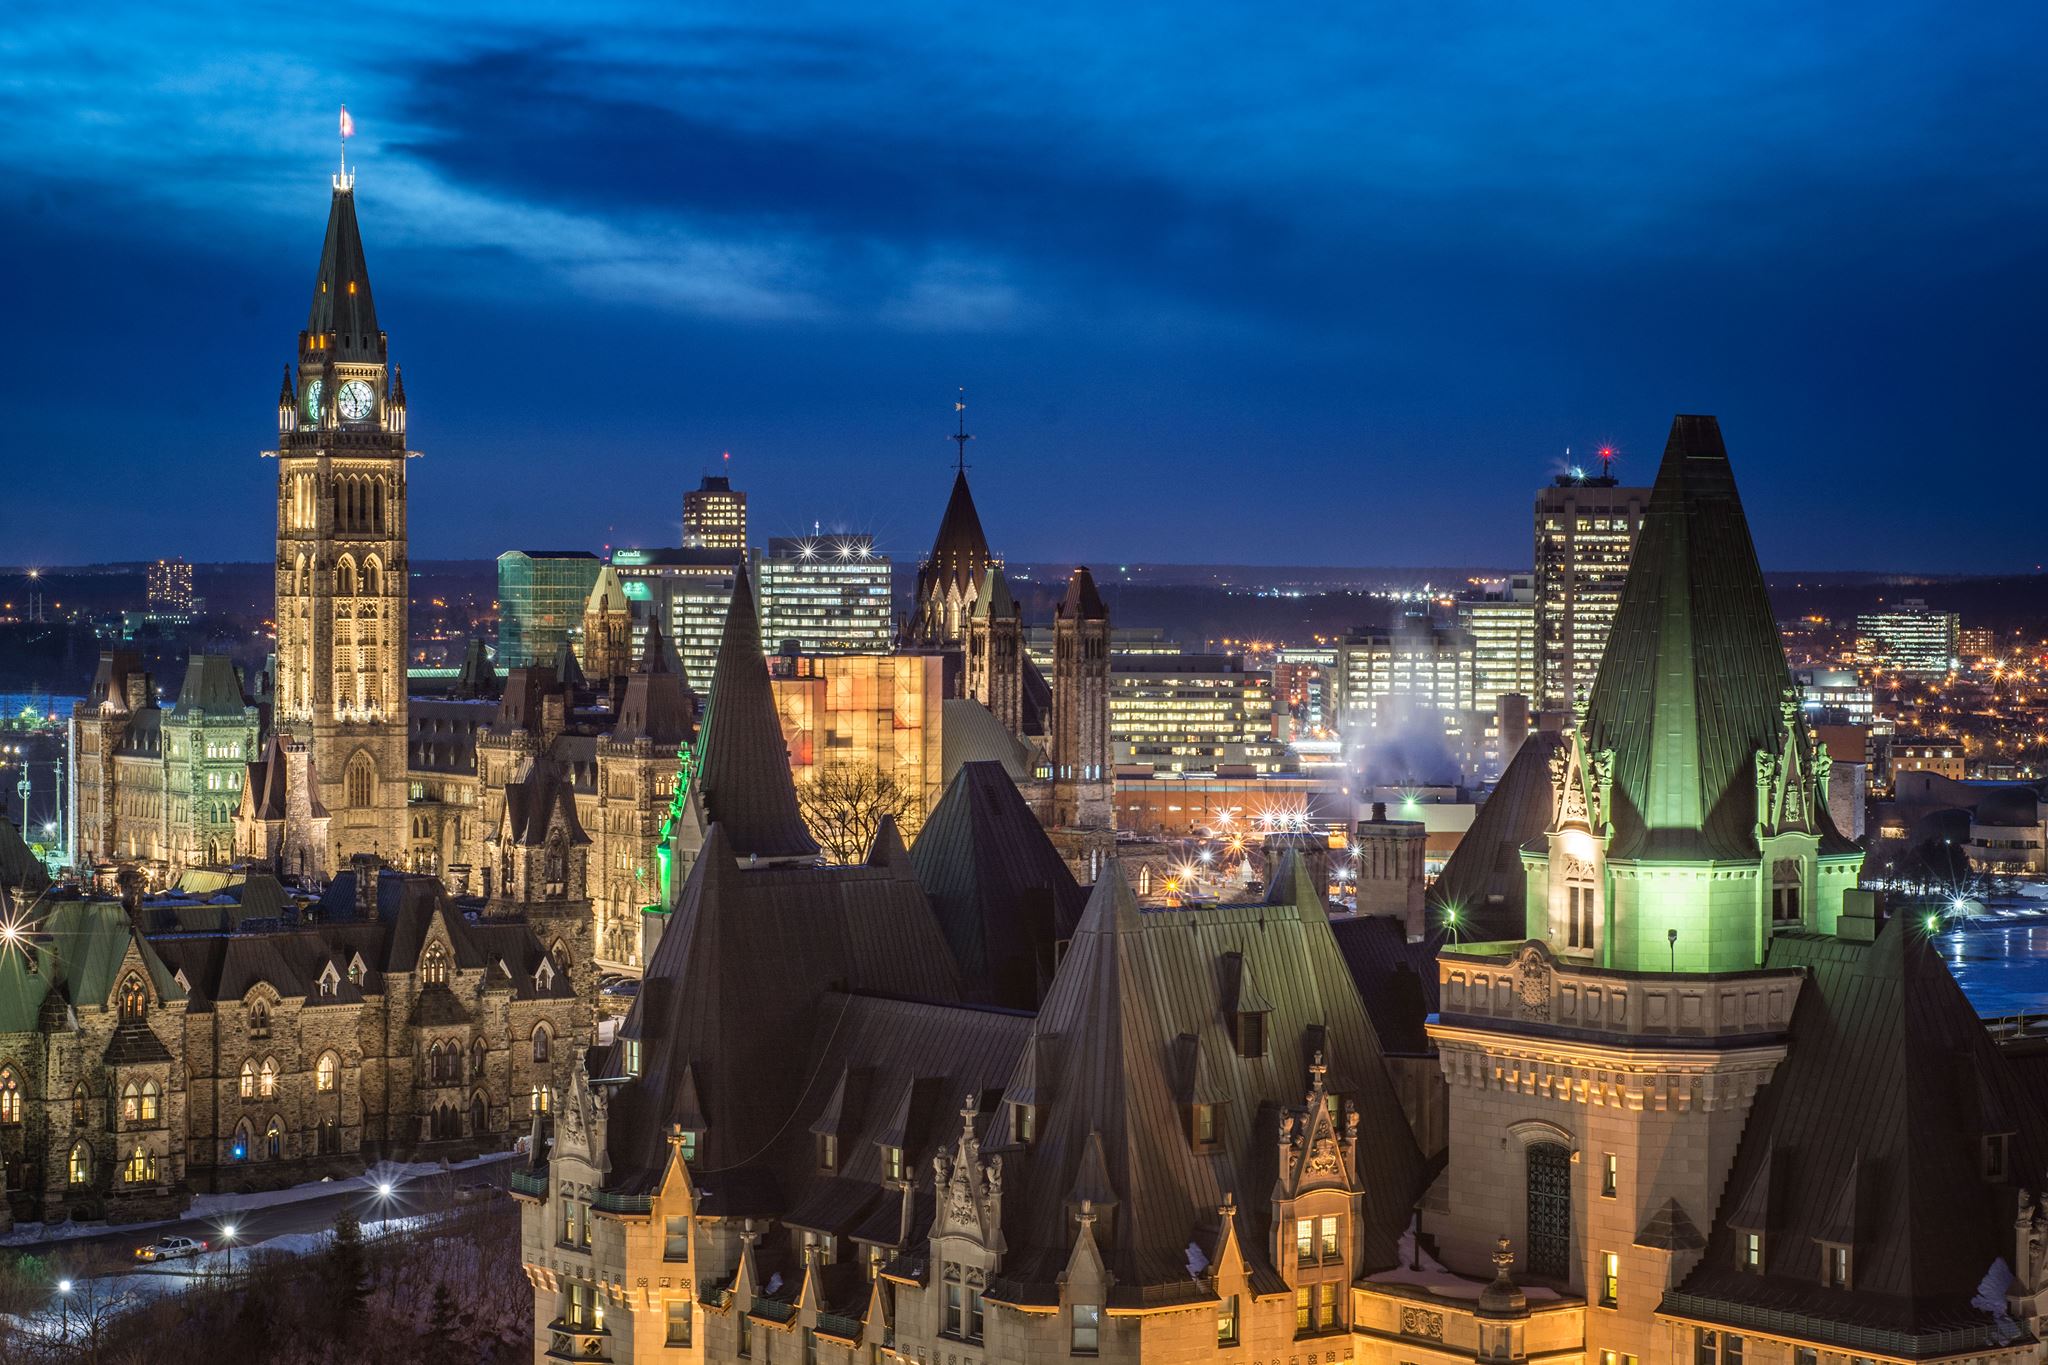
10, 1154, 513, 1269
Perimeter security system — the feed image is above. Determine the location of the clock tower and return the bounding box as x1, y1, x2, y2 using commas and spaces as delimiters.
271, 157, 410, 872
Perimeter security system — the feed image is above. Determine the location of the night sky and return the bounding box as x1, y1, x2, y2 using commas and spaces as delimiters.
4, 4, 2044, 571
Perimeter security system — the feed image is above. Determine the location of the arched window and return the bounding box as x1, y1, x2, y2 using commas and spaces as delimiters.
122, 1081, 141, 1122
232, 1119, 251, 1161
125, 1146, 156, 1184
470, 1039, 488, 1082
250, 999, 270, 1034
336, 553, 358, 598
470, 1091, 487, 1135
239, 1058, 256, 1099
345, 755, 375, 810
530, 1083, 552, 1115
532, 1023, 553, 1064
317, 1051, 339, 1094
266, 1116, 283, 1160
0, 1067, 19, 1125
71, 1082, 88, 1123
140, 1079, 159, 1123
422, 942, 449, 986
259, 1057, 279, 1099
363, 555, 383, 598
118, 974, 148, 1023
68, 1142, 92, 1185
1526, 1142, 1573, 1281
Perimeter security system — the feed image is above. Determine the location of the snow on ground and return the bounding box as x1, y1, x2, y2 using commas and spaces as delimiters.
0, 1153, 504, 1248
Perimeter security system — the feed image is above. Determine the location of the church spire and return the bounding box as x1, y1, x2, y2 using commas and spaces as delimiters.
691, 572, 818, 861
302, 151, 383, 366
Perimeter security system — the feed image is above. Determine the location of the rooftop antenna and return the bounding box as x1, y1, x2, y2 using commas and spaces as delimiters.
1596, 444, 1616, 480
951, 387, 973, 473
335, 105, 355, 191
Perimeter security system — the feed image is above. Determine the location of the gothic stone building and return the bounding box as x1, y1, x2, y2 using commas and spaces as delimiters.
515, 415, 2048, 1365
0, 822, 577, 1229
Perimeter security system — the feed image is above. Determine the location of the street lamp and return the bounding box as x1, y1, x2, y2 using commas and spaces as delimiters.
219, 1222, 238, 1280
55, 1278, 72, 1340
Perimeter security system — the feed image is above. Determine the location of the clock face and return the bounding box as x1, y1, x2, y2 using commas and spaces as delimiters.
337, 379, 375, 422
303, 378, 323, 421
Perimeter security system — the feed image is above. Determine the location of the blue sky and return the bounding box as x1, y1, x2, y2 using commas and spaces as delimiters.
3, 2, 2044, 570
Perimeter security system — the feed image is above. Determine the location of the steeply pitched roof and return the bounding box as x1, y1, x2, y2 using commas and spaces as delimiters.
0, 816, 51, 899
305, 186, 383, 362
692, 572, 818, 861
1426, 731, 1564, 940
1058, 566, 1109, 622
1583, 416, 1835, 860
1326, 914, 1438, 1055
921, 470, 992, 599
986, 859, 1424, 1293
971, 563, 1017, 622
0, 898, 185, 1033
911, 761, 1087, 1009
1672, 916, 2048, 1353
603, 823, 965, 1192
586, 565, 629, 615
172, 655, 250, 719
454, 638, 500, 699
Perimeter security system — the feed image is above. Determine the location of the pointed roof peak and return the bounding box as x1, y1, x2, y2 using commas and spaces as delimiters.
972, 562, 1017, 621
586, 564, 628, 615
305, 181, 383, 363
1059, 566, 1108, 621
926, 470, 992, 581
692, 573, 818, 861
1075, 862, 1144, 935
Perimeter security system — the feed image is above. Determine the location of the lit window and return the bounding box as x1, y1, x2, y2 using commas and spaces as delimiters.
665, 1300, 692, 1346
664, 1215, 690, 1261
1600, 1250, 1619, 1306
1319, 1214, 1339, 1260
317, 1052, 338, 1093
1296, 1217, 1314, 1264
1070, 1303, 1100, 1355
882, 1145, 904, 1181
1216, 1294, 1239, 1347
69, 1143, 92, 1184
1741, 1231, 1762, 1272
1602, 1153, 1618, 1197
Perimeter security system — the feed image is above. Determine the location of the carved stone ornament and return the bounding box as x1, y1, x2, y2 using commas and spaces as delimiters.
1401, 1306, 1445, 1339
1515, 950, 1551, 1020
946, 1172, 977, 1229
1307, 1135, 1341, 1176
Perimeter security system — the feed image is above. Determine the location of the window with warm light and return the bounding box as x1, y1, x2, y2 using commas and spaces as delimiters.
1600, 1251, 1619, 1306
1216, 1294, 1239, 1347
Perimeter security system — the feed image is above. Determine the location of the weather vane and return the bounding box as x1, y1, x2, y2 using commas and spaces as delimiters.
951, 386, 974, 472
335, 104, 355, 191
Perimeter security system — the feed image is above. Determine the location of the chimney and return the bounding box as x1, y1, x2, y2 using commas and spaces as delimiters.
1353, 811, 1428, 938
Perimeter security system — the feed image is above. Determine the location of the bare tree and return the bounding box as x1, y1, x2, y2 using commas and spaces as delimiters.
795, 763, 926, 864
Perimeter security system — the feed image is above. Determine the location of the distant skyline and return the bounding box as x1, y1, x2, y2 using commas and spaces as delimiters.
4, 4, 2044, 572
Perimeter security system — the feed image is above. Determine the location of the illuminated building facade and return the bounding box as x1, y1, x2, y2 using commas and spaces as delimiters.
1854, 598, 1959, 678
682, 474, 747, 552
768, 650, 945, 813
1457, 573, 1538, 710
146, 557, 194, 612
1108, 653, 1287, 775
609, 547, 746, 698
497, 551, 603, 670
755, 535, 893, 654
1534, 474, 1648, 712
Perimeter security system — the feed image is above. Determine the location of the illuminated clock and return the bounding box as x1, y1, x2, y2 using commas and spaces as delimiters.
337, 379, 375, 422
303, 378, 323, 421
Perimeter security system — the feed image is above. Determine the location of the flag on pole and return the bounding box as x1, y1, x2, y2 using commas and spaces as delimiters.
339, 106, 355, 139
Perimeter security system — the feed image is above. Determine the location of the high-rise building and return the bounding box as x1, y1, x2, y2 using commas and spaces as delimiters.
146, 557, 194, 612
1109, 653, 1287, 776
767, 650, 945, 813
682, 474, 747, 552
496, 551, 603, 669
609, 547, 745, 697
1534, 472, 1649, 710
1338, 613, 1478, 731
1456, 573, 1538, 710
1854, 598, 1959, 677
272, 161, 410, 868
753, 535, 892, 654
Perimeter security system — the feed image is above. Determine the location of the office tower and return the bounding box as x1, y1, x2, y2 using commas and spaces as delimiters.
609, 547, 746, 697
1338, 613, 1479, 733
146, 557, 194, 612
1109, 653, 1287, 776
1456, 573, 1538, 710
1534, 469, 1649, 710
753, 534, 893, 654
682, 474, 747, 552
496, 550, 603, 669
1854, 599, 1960, 678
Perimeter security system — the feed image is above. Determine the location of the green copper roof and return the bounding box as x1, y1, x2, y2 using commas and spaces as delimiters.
171, 654, 250, 720
1582, 415, 1799, 860
0, 899, 185, 1034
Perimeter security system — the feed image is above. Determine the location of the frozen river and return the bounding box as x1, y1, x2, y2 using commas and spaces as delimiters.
1939, 913, 2048, 1020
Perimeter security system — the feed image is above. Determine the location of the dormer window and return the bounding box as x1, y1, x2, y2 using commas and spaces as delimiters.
318, 963, 340, 997
1012, 1101, 1037, 1145
817, 1132, 838, 1173
1234, 1011, 1267, 1059
1190, 1103, 1220, 1152
1984, 1133, 2012, 1182
678, 1130, 699, 1165
1821, 1242, 1851, 1289
1771, 858, 1803, 926
881, 1145, 905, 1182
1739, 1230, 1763, 1273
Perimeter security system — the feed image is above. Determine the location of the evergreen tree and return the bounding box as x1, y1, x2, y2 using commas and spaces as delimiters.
423, 1280, 470, 1354
328, 1210, 370, 1332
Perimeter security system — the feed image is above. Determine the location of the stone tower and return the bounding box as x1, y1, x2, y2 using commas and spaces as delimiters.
579, 565, 633, 683
1049, 566, 1111, 830
272, 159, 410, 868
964, 563, 1023, 736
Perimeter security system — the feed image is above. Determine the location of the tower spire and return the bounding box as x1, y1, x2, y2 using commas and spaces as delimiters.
335, 104, 355, 192
951, 386, 973, 472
